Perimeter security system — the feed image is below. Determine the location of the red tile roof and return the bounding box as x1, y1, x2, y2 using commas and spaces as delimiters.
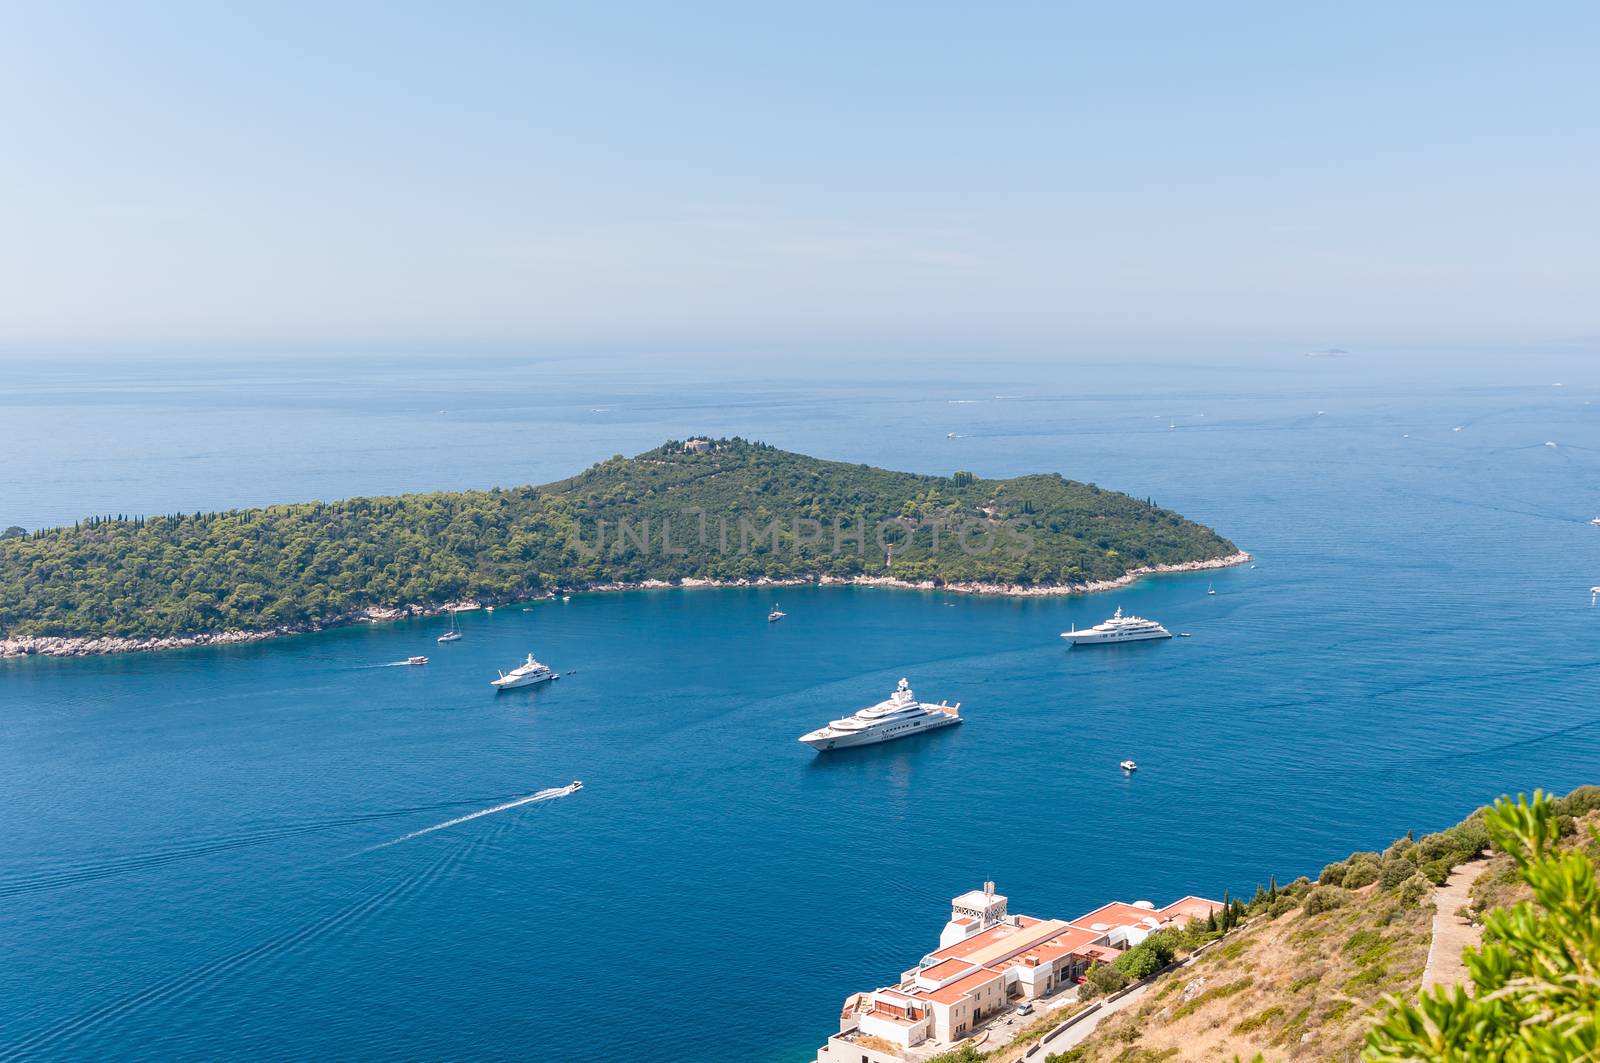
921, 966, 1005, 1005
1072, 901, 1166, 929
918, 958, 975, 982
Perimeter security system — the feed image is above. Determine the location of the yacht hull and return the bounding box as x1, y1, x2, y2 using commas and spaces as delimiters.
491, 672, 557, 690
1061, 630, 1171, 645
799, 712, 960, 751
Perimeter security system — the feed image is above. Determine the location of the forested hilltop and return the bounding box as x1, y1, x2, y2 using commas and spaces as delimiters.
0, 439, 1239, 643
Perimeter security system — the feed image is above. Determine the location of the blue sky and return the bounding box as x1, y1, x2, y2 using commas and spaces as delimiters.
1, 1, 1596, 350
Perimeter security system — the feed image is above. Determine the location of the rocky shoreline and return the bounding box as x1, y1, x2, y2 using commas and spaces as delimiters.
1, 552, 1250, 659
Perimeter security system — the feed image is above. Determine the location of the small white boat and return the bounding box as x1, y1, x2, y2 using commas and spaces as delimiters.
768, 605, 786, 622
1546, 441, 1558, 448
1120, 760, 1138, 772
492, 653, 558, 690
406, 656, 429, 666
1207, 583, 1216, 595
570, 779, 584, 791
437, 610, 463, 643
1590, 518, 1600, 527
561, 595, 571, 602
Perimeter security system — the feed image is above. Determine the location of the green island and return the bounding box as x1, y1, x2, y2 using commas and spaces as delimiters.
0, 438, 1241, 651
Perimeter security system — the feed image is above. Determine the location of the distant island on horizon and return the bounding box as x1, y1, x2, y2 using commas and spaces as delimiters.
0, 438, 1245, 657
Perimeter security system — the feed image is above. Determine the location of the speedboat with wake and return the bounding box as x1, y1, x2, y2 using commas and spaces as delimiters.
491, 653, 559, 690
798, 678, 961, 751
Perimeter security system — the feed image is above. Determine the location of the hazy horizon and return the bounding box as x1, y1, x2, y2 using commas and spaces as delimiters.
2, 2, 1597, 348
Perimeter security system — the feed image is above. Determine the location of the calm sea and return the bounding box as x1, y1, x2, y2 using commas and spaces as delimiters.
3, 348, 1599, 1061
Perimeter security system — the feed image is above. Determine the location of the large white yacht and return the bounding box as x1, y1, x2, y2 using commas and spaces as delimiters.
491, 653, 559, 690
798, 678, 961, 751
1060, 607, 1172, 645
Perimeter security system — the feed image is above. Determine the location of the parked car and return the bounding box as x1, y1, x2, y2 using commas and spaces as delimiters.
1016, 1002, 1034, 1016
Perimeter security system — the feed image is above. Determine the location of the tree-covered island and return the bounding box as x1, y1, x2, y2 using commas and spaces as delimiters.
1, 439, 1244, 653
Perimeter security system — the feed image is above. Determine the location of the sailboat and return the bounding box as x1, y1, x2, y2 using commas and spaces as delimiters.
437, 609, 463, 643
1207, 583, 1216, 596
768, 604, 787, 622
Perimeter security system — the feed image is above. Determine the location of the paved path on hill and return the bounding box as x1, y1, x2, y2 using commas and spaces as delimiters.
1421, 859, 1490, 992
1020, 978, 1161, 1059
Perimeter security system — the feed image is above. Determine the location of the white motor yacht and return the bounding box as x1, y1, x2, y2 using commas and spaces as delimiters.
798, 678, 961, 751
1061, 607, 1172, 645
491, 653, 558, 690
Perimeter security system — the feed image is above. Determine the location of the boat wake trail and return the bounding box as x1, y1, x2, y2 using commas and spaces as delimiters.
0, 841, 469, 1062
0, 800, 478, 901
361, 784, 581, 852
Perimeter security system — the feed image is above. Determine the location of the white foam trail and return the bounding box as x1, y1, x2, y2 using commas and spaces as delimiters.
363, 785, 578, 852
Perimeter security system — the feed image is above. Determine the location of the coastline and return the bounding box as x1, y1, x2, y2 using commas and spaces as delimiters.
1, 551, 1250, 660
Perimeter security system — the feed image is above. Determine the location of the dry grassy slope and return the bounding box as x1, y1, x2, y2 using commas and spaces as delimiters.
1054, 885, 1435, 1063
1056, 809, 1600, 1063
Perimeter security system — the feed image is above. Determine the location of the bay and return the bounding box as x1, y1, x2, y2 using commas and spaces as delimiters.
3, 348, 1599, 1061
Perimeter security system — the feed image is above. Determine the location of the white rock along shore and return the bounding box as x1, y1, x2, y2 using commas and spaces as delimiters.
1, 551, 1250, 659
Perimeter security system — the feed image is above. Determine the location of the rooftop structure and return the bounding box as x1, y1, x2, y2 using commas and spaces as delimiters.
815, 885, 1223, 1063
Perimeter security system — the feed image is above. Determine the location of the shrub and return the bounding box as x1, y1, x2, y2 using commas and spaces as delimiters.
1421, 857, 1453, 885
1447, 817, 1490, 855
1379, 857, 1413, 890
1342, 862, 1379, 889
1114, 932, 1178, 979
1416, 831, 1459, 862
1303, 886, 1346, 915
1556, 784, 1600, 817
1318, 862, 1348, 887
1398, 872, 1433, 907
1287, 875, 1313, 896
1080, 962, 1130, 999
1268, 895, 1298, 918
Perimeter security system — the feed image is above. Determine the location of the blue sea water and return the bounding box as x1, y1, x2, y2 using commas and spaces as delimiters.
3, 347, 1600, 1061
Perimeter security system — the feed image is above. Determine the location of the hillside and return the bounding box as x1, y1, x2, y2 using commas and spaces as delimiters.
1030, 787, 1600, 1063
0, 438, 1240, 646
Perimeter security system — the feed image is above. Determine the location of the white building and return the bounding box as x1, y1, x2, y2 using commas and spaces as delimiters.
814, 884, 1222, 1063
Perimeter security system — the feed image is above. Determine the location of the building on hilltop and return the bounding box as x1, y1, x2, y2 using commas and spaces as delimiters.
814, 883, 1223, 1063
682, 438, 713, 452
